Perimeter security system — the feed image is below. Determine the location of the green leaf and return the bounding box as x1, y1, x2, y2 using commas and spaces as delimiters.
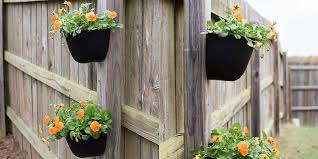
82, 135, 90, 140
262, 131, 268, 140
85, 126, 91, 135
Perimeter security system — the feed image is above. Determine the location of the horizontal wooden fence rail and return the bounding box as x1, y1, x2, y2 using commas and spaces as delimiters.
261, 76, 273, 92
291, 85, 318, 90
291, 106, 318, 111
159, 134, 184, 159
3, 0, 46, 3
6, 106, 59, 159
290, 65, 318, 70
4, 50, 159, 144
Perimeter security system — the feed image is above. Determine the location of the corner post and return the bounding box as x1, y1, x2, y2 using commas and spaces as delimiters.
96, 0, 124, 158
273, 42, 280, 135
0, 0, 6, 138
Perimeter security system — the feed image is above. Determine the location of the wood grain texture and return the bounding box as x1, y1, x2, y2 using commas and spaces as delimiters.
251, 50, 261, 137
0, 0, 5, 138
159, 134, 184, 159
4, 0, 46, 3
97, 0, 124, 158
273, 42, 280, 135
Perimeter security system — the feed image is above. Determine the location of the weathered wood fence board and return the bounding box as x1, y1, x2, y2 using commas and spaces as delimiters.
0, 0, 5, 138
289, 56, 318, 126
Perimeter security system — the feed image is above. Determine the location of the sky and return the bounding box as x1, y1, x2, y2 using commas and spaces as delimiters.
246, 0, 318, 56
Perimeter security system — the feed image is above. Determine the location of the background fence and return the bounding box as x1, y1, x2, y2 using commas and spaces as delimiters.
0, 0, 288, 159
289, 57, 318, 126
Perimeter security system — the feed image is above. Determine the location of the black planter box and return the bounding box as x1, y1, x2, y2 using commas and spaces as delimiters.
66, 134, 107, 158
206, 33, 254, 81
65, 29, 111, 63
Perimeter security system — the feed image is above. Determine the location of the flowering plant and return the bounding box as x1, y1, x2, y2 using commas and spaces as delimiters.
204, 3, 277, 49
192, 123, 281, 159
41, 100, 112, 143
49, 1, 123, 38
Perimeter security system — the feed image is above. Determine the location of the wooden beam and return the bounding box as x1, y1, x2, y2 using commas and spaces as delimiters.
6, 106, 59, 159
4, 50, 159, 144
210, 89, 251, 129
260, 75, 273, 92
122, 105, 159, 144
96, 0, 124, 158
3, 0, 46, 3
0, 0, 5, 138
251, 50, 261, 137
291, 106, 318, 111
273, 43, 280, 135
183, 0, 207, 158
159, 134, 184, 159
289, 65, 318, 70
283, 52, 290, 121
291, 85, 318, 90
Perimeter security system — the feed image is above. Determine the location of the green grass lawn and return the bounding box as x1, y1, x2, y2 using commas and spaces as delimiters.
278, 125, 318, 159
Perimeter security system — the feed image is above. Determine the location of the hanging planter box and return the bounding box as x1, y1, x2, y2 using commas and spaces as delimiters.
206, 33, 254, 81
66, 133, 107, 158
65, 29, 111, 63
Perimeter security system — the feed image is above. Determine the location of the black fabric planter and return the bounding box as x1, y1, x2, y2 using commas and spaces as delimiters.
66, 134, 107, 158
206, 33, 254, 81
65, 29, 110, 63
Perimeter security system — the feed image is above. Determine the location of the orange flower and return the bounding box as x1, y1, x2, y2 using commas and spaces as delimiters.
58, 8, 66, 14
254, 137, 259, 141
231, 3, 241, 11
86, 11, 97, 22
55, 122, 64, 132
49, 127, 58, 135
43, 115, 51, 125
237, 141, 249, 157
268, 23, 275, 31
77, 8, 82, 16
212, 135, 222, 142
51, 13, 58, 22
64, 1, 72, 8
243, 127, 248, 135
53, 20, 62, 31
53, 116, 60, 125
261, 154, 269, 159
90, 121, 101, 132
79, 100, 87, 106
267, 137, 277, 147
77, 109, 85, 119
108, 11, 117, 19
234, 12, 244, 21
274, 147, 280, 156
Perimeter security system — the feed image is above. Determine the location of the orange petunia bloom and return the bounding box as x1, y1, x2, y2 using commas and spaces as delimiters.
86, 11, 97, 22
261, 154, 269, 159
243, 127, 248, 135
212, 135, 222, 142
64, 1, 72, 8
90, 121, 101, 132
274, 147, 280, 156
53, 20, 62, 31
77, 109, 85, 119
51, 13, 58, 22
58, 8, 66, 14
43, 115, 51, 125
53, 116, 60, 125
231, 3, 241, 11
108, 11, 117, 19
268, 23, 275, 31
237, 141, 249, 157
49, 127, 58, 135
79, 100, 87, 106
234, 12, 244, 21
267, 137, 277, 147
55, 122, 64, 132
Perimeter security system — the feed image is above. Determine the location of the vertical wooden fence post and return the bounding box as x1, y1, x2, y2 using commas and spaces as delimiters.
282, 52, 289, 122
183, 0, 207, 158
96, 0, 124, 158
0, 0, 6, 138
273, 43, 280, 135
251, 50, 260, 137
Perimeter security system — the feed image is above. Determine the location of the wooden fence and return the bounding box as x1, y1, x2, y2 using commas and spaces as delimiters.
289, 56, 318, 126
0, 0, 288, 159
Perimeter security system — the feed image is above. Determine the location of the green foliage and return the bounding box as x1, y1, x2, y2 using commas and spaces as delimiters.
44, 100, 112, 142
192, 123, 281, 159
204, 6, 277, 49
49, 2, 123, 38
